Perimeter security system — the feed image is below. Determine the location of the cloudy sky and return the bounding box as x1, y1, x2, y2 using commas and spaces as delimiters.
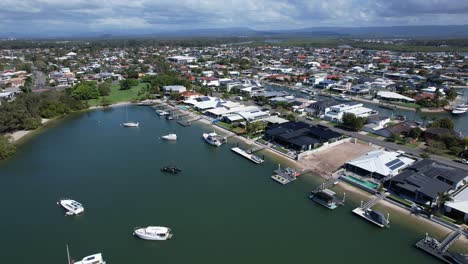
1, 0, 467, 35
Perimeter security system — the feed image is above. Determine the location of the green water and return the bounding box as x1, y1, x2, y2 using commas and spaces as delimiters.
0, 106, 452, 263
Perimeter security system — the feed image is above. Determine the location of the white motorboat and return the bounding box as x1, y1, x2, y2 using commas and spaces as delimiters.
133, 226, 173, 241
161, 133, 177, 141
156, 110, 169, 116
73, 253, 106, 264
203, 132, 224, 147
452, 104, 468, 115
122, 122, 139, 127
58, 199, 84, 216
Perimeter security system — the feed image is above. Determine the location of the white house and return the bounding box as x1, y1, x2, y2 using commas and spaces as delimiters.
324, 103, 377, 123
345, 150, 416, 179
163, 85, 187, 95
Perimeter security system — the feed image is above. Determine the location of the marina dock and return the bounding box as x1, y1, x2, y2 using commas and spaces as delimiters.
271, 166, 311, 185
415, 230, 467, 264
309, 179, 345, 210
352, 192, 389, 228
231, 147, 264, 164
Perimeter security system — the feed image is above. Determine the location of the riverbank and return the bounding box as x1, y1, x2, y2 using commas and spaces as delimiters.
6, 118, 52, 143
5, 101, 135, 144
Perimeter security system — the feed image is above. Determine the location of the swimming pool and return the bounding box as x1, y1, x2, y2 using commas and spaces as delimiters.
341, 175, 379, 190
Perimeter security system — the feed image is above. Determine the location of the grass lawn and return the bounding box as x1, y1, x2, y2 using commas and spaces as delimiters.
88, 83, 147, 106
392, 102, 420, 109
388, 194, 413, 207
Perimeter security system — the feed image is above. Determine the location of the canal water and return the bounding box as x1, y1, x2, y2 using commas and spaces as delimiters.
265, 83, 468, 135
0, 105, 462, 263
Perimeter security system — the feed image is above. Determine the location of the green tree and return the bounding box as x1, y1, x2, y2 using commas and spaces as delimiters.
120, 79, 139, 90
431, 118, 454, 130
71, 81, 99, 100
342, 113, 366, 131
0, 135, 16, 160
409, 127, 422, 140
445, 88, 457, 101
100, 97, 111, 107
98, 82, 111, 96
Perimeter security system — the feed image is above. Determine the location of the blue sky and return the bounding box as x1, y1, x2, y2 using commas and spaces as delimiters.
1, 0, 467, 35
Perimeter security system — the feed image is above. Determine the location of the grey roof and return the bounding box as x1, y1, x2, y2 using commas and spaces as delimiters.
390, 159, 468, 199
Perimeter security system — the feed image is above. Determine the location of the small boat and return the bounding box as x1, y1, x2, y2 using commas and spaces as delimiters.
161, 133, 177, 141
122, 122, 139, 127
203, 132, 224, 147
66, 245, 106, 264
365, 209, 390, 227
122, 105, 139, 127
74, 253, 106, 264
133, 226, 173, 241
58, 199, 84, 216
166, 115, 174, 120
452, 104, 468, 115
156, 110, 169, 116
161, 166, 182, 174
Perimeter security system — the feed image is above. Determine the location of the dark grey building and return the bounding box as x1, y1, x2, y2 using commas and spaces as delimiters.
388, 159, 468, 205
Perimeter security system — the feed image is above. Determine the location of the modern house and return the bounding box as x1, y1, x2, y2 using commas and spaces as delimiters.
264, 121, 342, 152
324, 102, 377, 123
388, 159, 468, 205
345, 150, 415, 180
445, 187, 468, 223
163, 85, 187, 95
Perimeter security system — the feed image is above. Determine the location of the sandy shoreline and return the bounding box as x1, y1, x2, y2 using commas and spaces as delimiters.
6, 102, 135, 143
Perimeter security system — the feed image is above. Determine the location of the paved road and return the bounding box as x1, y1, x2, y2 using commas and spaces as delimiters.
301, 118, 468, 170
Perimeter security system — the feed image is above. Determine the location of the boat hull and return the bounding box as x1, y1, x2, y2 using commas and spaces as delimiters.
133, 228, 172, 241
203, 134, 222, 146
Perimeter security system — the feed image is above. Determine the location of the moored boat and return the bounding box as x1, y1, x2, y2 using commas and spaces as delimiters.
452, 104, 468, 115
74, 253, 106, 264
133, 226, 173, 241
122, 122, 139, 127
58, 199, 84, 216
203, 132, 224, 147
161, 166, 182, 174
66, 245, 106, 264
161, 133, 177, 141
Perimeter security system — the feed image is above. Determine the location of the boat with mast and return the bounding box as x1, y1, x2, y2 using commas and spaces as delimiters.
66, 244, 106, 264
122, 105, 139, 127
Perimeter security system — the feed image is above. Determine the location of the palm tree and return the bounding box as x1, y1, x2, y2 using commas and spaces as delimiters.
435, 192, 453, 212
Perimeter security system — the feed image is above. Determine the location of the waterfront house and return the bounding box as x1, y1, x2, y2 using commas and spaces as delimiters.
324, 102, 377, 123
163, 85, 187, 95
306, 99, 341, 116
345, 150, 415, 180
264, 121, 342, 152
377, 91, 416, 103
388, 159, 468, 205
363, 115, 392, 133
445, 187, 468, 223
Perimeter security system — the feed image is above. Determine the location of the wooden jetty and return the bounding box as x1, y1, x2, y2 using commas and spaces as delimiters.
415, 230, 467, 264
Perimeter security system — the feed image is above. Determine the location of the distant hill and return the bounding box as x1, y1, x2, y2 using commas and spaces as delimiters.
3, 25, 468, 39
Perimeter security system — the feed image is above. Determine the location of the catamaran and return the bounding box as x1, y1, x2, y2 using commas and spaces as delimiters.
58, 199, 84, 216
66, 245, 106, 264
203, 132, 224, 146
161, 133, 177, 141
133, 226, 173, 241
